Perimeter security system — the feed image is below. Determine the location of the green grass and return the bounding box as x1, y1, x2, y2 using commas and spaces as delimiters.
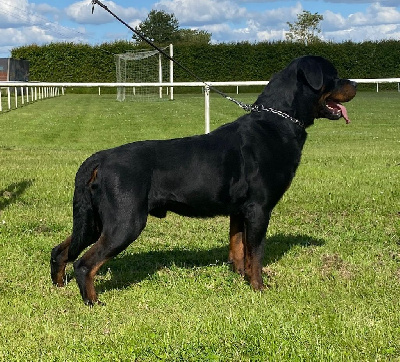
0, 92, 399, 360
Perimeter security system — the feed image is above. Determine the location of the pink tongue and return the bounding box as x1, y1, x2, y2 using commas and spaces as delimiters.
337, 103, 350, 124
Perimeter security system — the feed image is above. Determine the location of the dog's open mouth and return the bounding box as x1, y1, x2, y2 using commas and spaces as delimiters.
325, 99, 351, 124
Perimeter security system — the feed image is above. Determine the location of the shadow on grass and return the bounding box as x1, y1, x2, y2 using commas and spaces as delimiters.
88, 233, 325, 293
0, 179, 34, 211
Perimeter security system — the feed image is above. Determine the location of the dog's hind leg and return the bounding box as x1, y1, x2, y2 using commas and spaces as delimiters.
51, 208, 100, 287
51, 165, 101, 288
50, 235, 72, 287
51, 230, 99, 287
229, 213, 245, 276
73, 214, 147, 305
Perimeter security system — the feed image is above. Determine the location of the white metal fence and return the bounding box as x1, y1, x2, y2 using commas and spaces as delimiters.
1, 79, 399, 133
0, 83, 62, 112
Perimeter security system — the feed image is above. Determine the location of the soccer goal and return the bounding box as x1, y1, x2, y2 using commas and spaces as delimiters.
115, 44, 173, 102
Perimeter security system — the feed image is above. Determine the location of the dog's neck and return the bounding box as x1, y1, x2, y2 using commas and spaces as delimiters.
250, 105, 305, 128
253, 73, 317, 128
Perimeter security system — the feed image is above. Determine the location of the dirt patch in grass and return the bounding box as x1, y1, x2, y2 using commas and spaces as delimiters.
320, 253, 353, 280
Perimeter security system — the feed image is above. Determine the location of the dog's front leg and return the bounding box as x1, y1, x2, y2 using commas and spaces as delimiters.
243, 207, 270, 290
229, 214, 245, 276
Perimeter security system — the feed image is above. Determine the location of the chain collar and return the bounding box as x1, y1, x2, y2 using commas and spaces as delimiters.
225, 96, 305, 128
249, 104, 305, 128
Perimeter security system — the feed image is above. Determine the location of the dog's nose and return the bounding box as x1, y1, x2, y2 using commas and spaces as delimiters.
351, 81, 357, 88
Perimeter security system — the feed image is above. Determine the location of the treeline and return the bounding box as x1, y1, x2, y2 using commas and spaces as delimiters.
11, 40, 400, 84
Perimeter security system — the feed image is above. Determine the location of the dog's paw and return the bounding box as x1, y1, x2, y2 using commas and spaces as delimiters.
84, 298, 106, 307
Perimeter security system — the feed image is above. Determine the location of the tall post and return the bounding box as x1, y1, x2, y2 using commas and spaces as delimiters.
159, 53, 162, 99
169, 44, 174, 101
204, 86, 210, 134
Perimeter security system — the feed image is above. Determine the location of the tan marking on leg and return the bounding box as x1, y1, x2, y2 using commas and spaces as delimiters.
244, 240, 265, 291
229, 215, 245, 276
78, 234, 108, 305
51, 235, 72, 287
85, 258, 109, 304
88, 167, 98, 185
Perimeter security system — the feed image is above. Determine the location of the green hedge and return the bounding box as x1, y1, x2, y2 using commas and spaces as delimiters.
11, 40, 400, 87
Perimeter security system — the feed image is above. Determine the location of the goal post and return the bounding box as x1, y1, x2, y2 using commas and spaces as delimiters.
115, 44, 173, 102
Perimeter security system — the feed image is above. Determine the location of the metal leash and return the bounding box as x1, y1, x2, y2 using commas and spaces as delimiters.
91, 0, 252, 112
91, 0, 304, 127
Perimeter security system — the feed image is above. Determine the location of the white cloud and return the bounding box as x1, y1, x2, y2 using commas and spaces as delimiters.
194, 23, 230, 42
242, 2, 303, 41
0, 0, 86, 57
0, 0, 43, 28
360, 2, 400, 24
257, 29, 287, 42
0, 26, 54, 48
160, 0, 399, 44
324, 23, 400, 42
323, 10, 347, 31
32, 3, 60, 17
155, 0, 247, 25
253, 2, 303, 27
155, 1, 303, 43
322, 2, 400, 41
0, 0, 399, 58
321, 0, 398, 4
67, 0, 145, 25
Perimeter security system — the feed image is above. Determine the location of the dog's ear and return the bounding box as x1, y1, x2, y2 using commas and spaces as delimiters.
298, 57, 323, 90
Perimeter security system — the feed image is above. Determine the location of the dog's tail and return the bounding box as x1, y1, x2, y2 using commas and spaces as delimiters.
67, 154, 102, 261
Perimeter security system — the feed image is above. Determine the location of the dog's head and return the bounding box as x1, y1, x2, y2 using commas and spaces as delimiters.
254, 55, 357, 127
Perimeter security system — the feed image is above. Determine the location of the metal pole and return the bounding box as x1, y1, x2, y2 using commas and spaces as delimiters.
170, 44, 174, 100
159, 53, 162, 99
204, 86, 210, 134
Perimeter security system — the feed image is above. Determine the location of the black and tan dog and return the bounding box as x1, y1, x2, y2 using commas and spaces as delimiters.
51, 55, 356, 305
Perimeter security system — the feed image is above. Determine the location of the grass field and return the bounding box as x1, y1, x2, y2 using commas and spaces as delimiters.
0, 91, 399, 360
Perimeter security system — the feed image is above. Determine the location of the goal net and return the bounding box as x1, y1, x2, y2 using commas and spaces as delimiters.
115, 45, 173, 102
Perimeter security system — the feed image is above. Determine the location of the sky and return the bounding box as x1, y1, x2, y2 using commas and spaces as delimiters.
0, 0, 399, 58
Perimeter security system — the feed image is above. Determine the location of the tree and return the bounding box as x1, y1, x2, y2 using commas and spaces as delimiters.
176, 29, 212, 45
285, 10, 324, 45
133, 10, 212, 45
133, 10, 179, 45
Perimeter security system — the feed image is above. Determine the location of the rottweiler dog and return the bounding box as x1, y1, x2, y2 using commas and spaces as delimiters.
51, 55, 356, 305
